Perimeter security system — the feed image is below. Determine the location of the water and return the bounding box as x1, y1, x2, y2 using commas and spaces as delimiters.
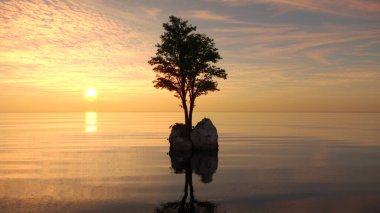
0, 112, 379, 212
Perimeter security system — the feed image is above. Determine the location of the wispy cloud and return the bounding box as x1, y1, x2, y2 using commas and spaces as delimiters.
204, 19, 380, 97
1, 0, 379, 112
0, 0, 156, 98
210, 23, 380, 63
206, 0, 380, 19
182, 10, 251, 24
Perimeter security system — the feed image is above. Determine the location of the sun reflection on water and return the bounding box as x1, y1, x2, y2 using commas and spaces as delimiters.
85, 112, 97, 133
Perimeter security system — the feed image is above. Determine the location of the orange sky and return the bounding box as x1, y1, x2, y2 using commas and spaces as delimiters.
1, 0, 379, 112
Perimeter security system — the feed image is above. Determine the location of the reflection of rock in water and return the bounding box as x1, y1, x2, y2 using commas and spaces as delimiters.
169, 151, 192, 174
191, 151, 218, 183
154, 150, 220, 213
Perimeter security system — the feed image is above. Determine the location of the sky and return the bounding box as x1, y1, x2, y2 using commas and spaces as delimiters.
1, 0, 379, 112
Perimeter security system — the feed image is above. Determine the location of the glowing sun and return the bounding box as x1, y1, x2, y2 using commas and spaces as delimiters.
85, 88, 97, 98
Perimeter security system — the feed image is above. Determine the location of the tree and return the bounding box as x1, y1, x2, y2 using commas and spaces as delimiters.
148, 16, 227, 132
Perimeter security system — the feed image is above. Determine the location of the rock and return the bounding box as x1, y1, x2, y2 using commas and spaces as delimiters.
190, 118, 218, 150
169, 123, 192, 151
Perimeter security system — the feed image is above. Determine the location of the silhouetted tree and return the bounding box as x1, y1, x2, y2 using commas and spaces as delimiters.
148, 16, 227, 132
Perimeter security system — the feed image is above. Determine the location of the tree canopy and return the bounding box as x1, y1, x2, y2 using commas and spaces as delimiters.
148, 16, 227, 130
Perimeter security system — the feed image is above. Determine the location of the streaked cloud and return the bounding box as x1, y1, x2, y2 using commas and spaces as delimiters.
0, 0, 157, 99
206, 0, 380, 19
182, 10, 251, 24
0, 0, 379, 112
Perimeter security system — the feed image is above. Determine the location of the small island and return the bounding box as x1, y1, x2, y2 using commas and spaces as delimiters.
148, 16, 227, 151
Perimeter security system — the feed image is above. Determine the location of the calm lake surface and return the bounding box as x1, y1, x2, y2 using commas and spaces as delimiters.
0, 112, 380, 212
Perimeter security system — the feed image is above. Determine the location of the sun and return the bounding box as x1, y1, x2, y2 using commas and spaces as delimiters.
85, 88, 97, 99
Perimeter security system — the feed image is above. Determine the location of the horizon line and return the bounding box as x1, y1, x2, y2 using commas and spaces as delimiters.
0, 111, 379, 113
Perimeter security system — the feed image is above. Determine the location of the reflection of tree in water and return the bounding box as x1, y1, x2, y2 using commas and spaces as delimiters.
154, 151, 220, 213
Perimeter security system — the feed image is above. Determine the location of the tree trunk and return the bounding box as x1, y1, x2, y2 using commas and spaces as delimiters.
188, 98, 194, 132
181, 97, 190, 135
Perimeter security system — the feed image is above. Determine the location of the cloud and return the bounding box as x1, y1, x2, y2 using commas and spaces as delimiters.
210, 23, 380, 64
139, 7, 161, 19
206, 0, 380, 19
0, 0, 156, 98
182, 10, 251, 24
205, 20, 380, 93
1, 0, 379, 112
312, 69, 380, 86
